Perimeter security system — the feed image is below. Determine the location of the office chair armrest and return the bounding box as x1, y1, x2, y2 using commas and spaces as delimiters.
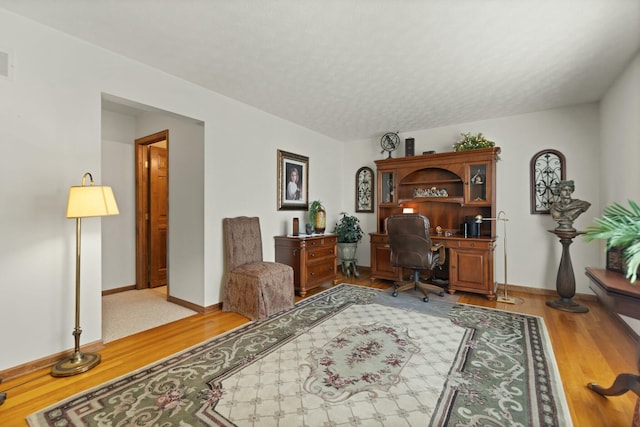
431, 242, 446, 265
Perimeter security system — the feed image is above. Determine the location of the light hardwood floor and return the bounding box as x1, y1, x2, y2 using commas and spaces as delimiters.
0, 271, 637, 427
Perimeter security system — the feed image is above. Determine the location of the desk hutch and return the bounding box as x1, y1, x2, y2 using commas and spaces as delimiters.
370, 147, 501, 300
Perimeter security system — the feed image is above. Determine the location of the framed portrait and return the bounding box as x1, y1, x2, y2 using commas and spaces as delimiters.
277, 150, 309, 211
355, 166, 374, 213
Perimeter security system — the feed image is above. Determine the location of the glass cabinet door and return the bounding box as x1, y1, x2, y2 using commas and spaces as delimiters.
380, 172, 395, 203
466, 163, 490, 204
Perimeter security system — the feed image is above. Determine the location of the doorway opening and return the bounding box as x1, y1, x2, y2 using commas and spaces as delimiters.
135, 130, 169, 291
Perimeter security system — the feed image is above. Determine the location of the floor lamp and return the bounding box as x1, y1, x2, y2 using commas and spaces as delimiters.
51, 173, 119, 377
475, 211, 521, 304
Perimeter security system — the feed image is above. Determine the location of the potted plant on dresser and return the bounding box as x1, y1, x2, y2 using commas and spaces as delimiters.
333, 212, 364, 277
309, 200, 326, 234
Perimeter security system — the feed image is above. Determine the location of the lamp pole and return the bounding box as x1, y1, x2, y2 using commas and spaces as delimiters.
476, 211, 518, 304
51, 173, 118, 377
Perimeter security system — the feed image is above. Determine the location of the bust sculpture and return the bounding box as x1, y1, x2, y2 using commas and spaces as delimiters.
550, 180, 591, 232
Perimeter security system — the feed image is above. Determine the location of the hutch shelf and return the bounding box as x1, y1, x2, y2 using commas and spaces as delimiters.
370, 147, 501, 300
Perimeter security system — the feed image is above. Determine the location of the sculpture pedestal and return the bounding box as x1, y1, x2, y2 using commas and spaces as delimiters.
546, 229, 589, 313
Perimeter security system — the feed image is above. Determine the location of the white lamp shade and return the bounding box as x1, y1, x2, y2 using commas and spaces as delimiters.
67, 185, 119, 218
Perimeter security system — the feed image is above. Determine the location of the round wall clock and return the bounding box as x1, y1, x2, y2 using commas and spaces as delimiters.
355, 166, 374, 213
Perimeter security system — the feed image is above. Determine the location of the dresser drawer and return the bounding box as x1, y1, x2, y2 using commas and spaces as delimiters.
307, 235, 337, 247
306, 244, 336, 262
458, 240, 493, 249
433, 239, 459, 248
306, 260, 335, 283
370, 234, 388, 244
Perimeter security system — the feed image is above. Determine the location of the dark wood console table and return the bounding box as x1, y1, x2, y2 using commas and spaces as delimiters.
585, 267, 640, 427
586, 267, 640, 325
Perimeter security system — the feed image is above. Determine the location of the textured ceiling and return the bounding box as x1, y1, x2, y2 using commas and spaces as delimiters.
1, 0, 638, 141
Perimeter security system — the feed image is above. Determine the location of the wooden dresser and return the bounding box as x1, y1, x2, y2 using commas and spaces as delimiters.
274, 234, 338, 297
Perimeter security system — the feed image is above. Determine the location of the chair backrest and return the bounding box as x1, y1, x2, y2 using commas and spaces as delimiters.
223, 216, 264, 271
387, 213, 435, 269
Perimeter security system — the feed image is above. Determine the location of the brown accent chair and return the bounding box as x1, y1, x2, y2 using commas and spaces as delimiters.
387, 213, 447, 302
222, 217, 294, 320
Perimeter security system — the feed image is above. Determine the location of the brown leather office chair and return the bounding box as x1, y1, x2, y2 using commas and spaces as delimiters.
222, 216, 294, 320
387, 213, 446, 302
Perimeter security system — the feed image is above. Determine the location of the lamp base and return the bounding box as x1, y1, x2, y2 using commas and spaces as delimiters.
496, 295, 519, 304
546, 298, 589, 313
51, 351, 101, 377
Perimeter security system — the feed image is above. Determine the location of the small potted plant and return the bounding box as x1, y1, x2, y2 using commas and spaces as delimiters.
333, 212, 364, 262
453, 132, 495, 152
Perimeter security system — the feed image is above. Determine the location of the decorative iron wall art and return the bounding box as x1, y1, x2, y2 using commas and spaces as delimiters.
355, 166, 374, 212
530, 149, 565, 214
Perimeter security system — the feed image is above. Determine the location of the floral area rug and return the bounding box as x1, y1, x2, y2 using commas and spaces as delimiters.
27, 284, 572, 427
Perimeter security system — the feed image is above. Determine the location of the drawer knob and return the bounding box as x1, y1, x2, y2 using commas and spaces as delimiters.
310, 272, 315, 276
310, 253, 315, 257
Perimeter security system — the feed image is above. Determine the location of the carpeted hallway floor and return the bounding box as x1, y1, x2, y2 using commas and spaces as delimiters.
102, 286, 198, 342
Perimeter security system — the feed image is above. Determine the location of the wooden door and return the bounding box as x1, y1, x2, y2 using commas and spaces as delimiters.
149, 146, 168, 287
135, 129, 169, 290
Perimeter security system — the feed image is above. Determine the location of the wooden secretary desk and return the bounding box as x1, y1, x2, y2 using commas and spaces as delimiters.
370, 147, 501, 300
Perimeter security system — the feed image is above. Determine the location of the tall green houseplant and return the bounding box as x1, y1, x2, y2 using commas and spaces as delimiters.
333, 212, 363, 244
333, 212, 363, 266
585, 200, 640, 283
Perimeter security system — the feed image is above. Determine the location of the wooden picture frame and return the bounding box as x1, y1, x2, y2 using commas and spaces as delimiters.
277, 150, 309, 211
530, 149, 566, 214
355, 166, 374, 213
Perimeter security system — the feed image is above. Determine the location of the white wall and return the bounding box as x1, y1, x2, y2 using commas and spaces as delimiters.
102, 110, 137, 291
600, 51, 640, 209
346, 103, 602, 295
599, 50, 640, 334
0, 10, 342, 371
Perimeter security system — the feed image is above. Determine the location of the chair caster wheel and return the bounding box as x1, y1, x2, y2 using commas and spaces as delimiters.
439, 291, 445, 297
392, 291, 398, 297
423, 297, 429, 302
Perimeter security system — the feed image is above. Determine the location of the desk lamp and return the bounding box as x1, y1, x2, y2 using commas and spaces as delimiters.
475, 211, 521, 304
51, 173, 119, 377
